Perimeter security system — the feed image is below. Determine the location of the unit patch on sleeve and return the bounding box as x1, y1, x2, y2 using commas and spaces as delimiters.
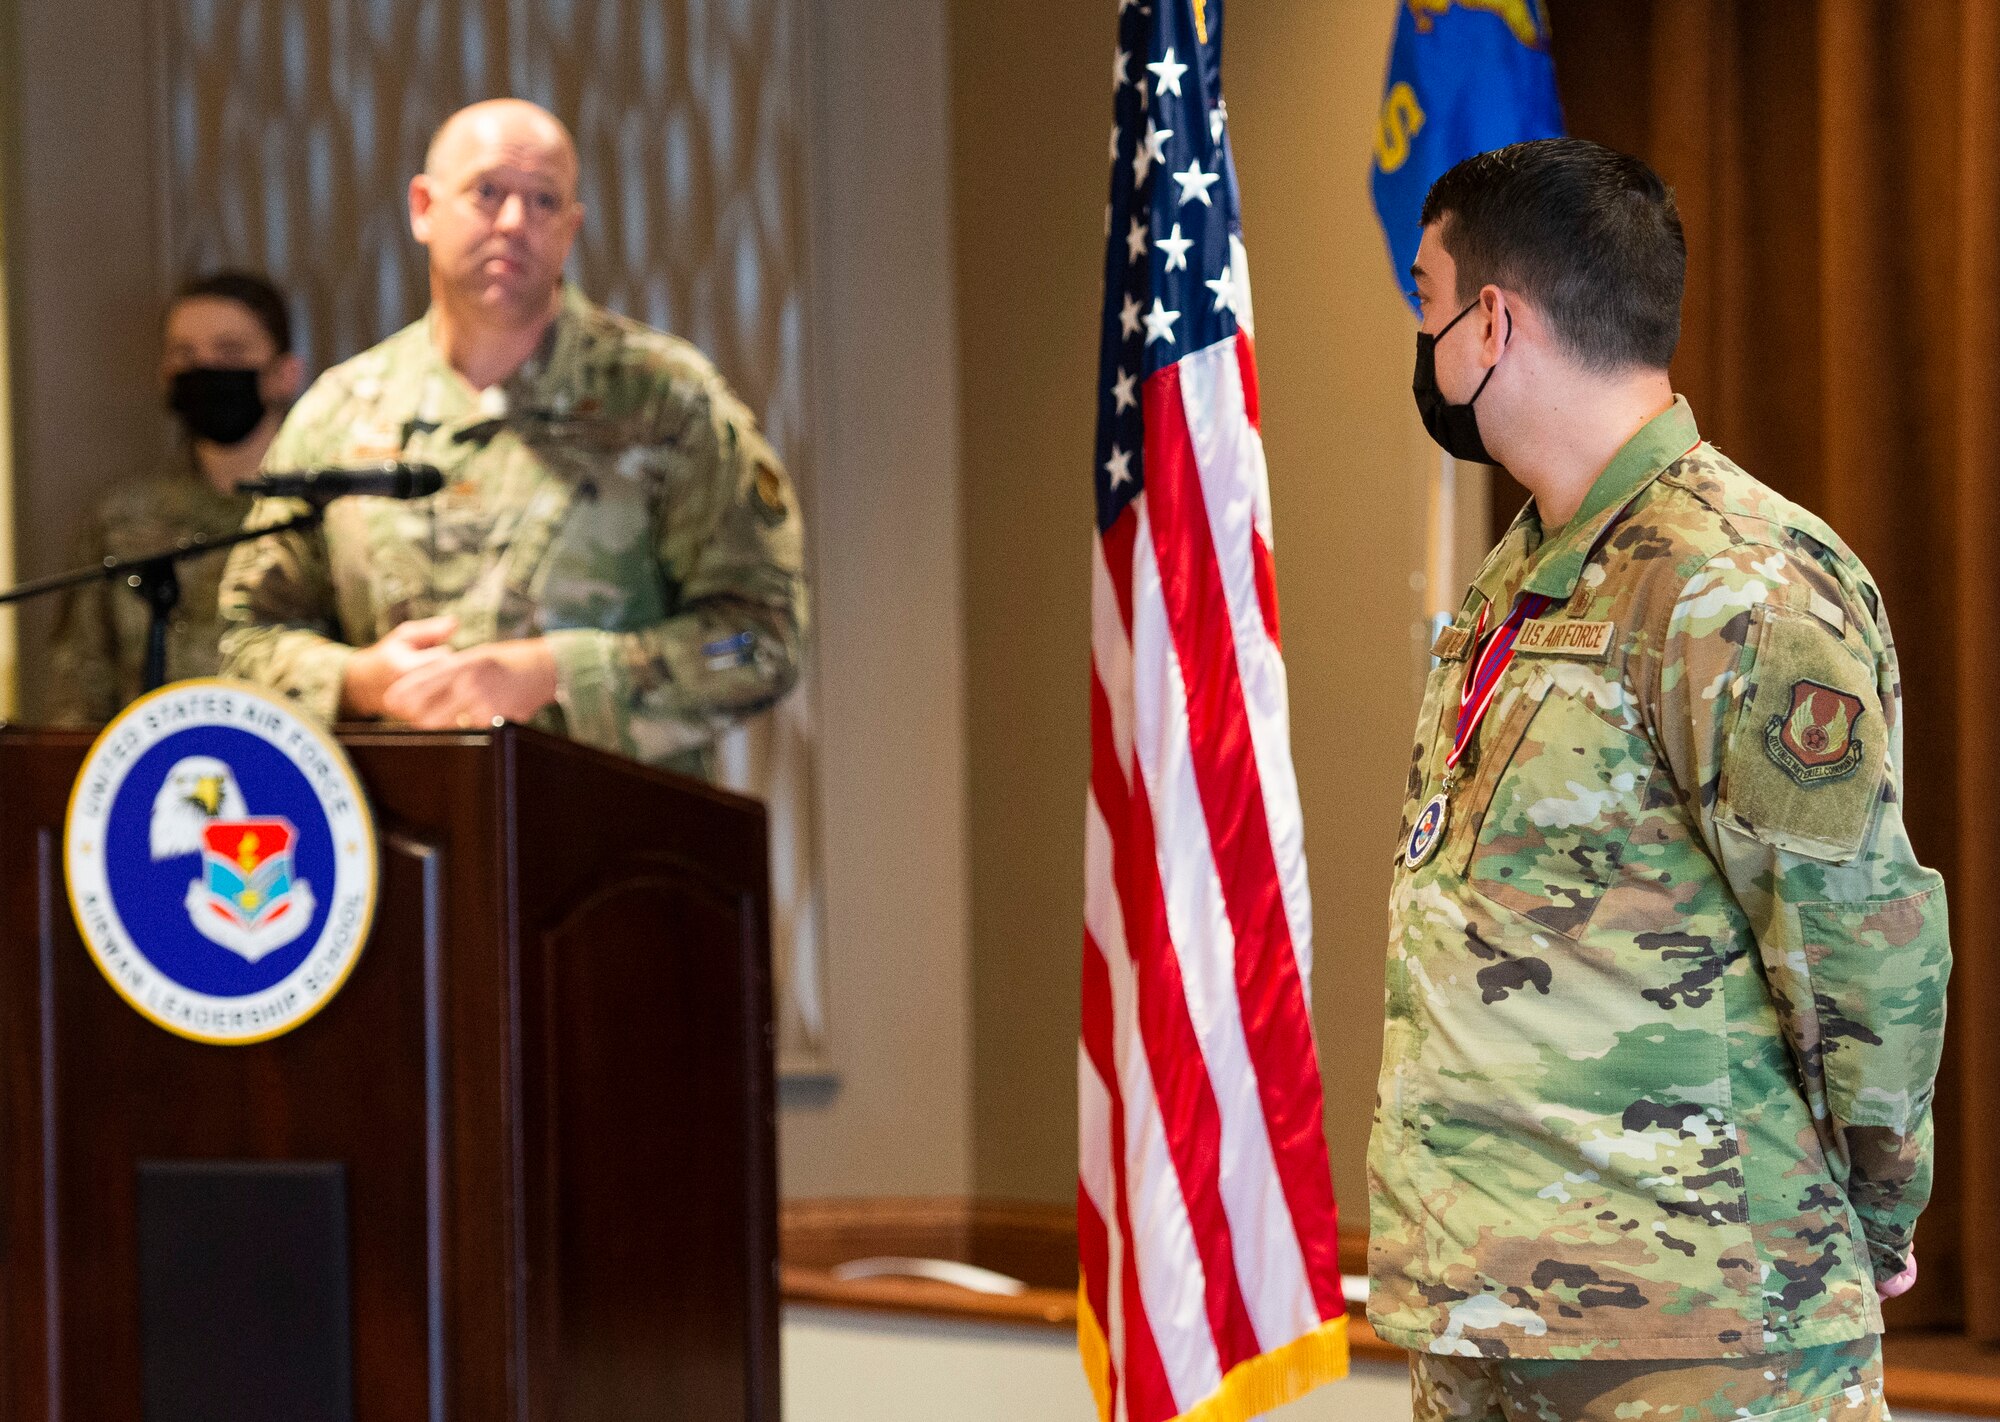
1765, 679, 1866, 786
1717, 607, 1886, 863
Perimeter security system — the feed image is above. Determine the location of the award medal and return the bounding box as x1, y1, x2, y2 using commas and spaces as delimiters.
1403, 589, 1556, 869
1401, 467, 1687, 870
1404, 790, 1451, 869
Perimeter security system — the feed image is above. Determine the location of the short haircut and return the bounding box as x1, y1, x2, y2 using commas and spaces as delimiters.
1420, 137, 1684, 372
169, 270, 294, 356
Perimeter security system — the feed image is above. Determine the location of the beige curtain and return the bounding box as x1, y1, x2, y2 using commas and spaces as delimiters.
1551, 0, 2000, 1339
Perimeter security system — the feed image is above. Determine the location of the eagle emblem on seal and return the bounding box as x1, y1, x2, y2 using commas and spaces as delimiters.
150, 755, 317, 963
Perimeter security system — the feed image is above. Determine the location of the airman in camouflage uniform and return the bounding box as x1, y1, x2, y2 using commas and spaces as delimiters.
1377, 139, 1947, 1420
1372, 397, 1948, 1357
218, 99, 804, 781
51, 270, 302, 725
217, 284, 804, 779
48, 468, 251, 725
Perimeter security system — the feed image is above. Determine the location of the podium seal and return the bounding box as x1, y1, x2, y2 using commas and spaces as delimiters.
63, 679, 378, 1044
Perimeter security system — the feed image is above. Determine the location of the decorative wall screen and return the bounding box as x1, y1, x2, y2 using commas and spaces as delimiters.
157, 0, 829, 1073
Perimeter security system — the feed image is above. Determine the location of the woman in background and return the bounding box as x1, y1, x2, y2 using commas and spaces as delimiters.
48, 271, 302, 724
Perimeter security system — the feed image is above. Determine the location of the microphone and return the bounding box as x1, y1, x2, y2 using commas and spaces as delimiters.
239, 462, 445, 501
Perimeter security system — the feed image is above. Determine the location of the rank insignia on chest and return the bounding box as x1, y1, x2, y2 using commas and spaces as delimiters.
1765, 678, 1866, 785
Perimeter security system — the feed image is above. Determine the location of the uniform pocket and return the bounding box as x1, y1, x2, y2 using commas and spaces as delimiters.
531, 458, 664, 633
1751, 1374, 1887, 1422
1429, 671, 1547, 882
1467, 680, 1658, 940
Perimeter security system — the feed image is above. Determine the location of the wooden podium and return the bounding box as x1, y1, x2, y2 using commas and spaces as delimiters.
0, 723, 778, 1421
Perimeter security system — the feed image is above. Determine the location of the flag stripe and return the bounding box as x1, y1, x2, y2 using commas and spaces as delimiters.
1234, 327, 1261, 430
1130, 510, 1321, 1350
1176, 339, 1314, 996
1083, 928, 1176, 1422
1086, 694, 1214, 1417
1084, 889, 1187, 1422
1082, 718, 1140, 1422
1139, 364, 1345, 1321
1083, 680, 1135, 1422
1088, 771, 1226, 1413
1250, 531, 1281, 650
1096, 639, 1262, 1381
1077, 1184, 1120, 1416
1079, 953, 1128, 1422
1086, 3, 1343, 1415
1093, 535, 1137, 787
1114, 779, 1233, 1408
1102, 495, 1140, 636
1080, 1020, 1117, 1331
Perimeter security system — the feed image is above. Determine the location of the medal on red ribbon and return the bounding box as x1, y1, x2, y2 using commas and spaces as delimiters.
1403, 590, 1556, 869
1401, 465, 1685, 870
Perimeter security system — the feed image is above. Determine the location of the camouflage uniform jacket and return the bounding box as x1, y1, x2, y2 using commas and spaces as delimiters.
1368, 397, 1950, 1360
218, 286, 807, 781
49, 462, 252, 725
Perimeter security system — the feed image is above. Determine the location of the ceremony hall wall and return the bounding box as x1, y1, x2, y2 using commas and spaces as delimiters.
782, 0, 973, 1196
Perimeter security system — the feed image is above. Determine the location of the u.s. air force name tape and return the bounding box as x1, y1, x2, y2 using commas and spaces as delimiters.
1513, 618, 1616, 659
64, 679, 378, 1045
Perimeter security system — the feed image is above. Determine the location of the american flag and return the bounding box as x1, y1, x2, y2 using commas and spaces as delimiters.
1078, 2, 1347, 1420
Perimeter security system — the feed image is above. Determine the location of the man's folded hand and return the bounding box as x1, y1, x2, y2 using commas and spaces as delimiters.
379, 636, 559, 729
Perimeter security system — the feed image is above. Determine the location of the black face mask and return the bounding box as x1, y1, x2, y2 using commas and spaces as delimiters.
167, 367, 267, 446
1412, 300, 1510, 465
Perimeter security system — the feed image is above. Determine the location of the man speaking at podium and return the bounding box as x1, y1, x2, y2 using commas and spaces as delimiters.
219, 98, 806, 781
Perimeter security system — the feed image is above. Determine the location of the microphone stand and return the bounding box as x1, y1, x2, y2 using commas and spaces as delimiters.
0, 505, 326, 693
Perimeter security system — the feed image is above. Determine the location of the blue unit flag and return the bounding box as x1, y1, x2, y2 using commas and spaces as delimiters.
1369, 1, 1565, 307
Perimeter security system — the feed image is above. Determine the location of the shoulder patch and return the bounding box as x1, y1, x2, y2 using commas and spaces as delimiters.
1718, 608, 1885, 862
1764, 679, 1865, 786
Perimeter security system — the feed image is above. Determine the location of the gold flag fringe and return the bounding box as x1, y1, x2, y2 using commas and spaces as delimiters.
1079, 1285, 1351, 1422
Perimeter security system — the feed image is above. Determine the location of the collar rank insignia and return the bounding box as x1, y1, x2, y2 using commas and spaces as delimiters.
1765, 678, 1866, 786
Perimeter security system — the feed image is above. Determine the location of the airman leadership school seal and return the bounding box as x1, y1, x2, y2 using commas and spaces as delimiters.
64, 680, 377, 1044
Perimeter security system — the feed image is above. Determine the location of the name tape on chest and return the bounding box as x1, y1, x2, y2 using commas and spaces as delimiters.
1513, 618, 1616, 659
